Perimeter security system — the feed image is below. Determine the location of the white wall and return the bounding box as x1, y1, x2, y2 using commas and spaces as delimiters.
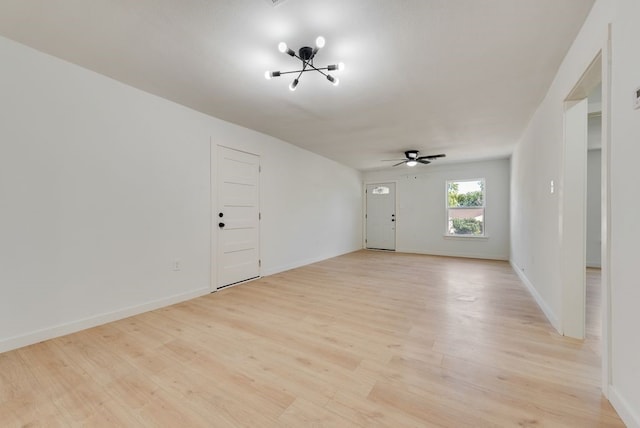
511, 0, 640, 425
0, 35, 362, 353
257, 141, 363, 275
363, 158, 510, 260
586, 149, 602, 267
510, 1, 612, 330
609, 0, 640, 424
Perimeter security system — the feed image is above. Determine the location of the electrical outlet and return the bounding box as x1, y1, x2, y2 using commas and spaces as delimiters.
550, 180, 555, 194
172, 260, 181, 271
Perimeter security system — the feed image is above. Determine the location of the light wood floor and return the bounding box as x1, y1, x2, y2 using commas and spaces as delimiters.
0, 251, 623, 427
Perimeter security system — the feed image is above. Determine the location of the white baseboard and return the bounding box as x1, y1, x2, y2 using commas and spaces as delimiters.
609, 386, 640, 428
399, 248, 508, 261
509, 260, 561, 334
0, 287, 210, 354
261, 247, 361, 277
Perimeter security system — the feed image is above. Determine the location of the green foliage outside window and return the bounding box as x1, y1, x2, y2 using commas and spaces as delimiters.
451, 218, 482, 235
448, 181, 484, 207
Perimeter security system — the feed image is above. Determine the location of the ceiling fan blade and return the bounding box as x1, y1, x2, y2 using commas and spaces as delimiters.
381, 159, 406, 162
417, 154, 446, 160
417, 159, 431, 165
392, 161, 407, 167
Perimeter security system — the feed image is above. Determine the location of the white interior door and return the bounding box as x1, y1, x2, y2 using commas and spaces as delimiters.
366, 183, 396, 250
217, 146, 260, 288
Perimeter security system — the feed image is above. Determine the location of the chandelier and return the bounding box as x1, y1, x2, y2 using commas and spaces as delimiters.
265, 36, 345, 91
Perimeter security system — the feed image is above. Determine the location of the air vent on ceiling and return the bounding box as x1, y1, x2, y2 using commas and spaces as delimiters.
264, 0, 288, 6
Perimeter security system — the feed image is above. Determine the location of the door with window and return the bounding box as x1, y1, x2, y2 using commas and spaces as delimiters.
366, 183, 396, 250
217, 146, 260, 288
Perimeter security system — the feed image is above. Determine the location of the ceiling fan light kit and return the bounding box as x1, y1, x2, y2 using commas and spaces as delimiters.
265, 36, 344, 91
383, 151, 446, 167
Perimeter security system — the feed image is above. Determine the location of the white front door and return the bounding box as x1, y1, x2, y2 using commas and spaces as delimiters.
217, 146, 260, 288
366, 183, 396, 250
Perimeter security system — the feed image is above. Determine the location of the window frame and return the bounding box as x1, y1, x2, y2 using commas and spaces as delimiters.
445, 178, 486, 238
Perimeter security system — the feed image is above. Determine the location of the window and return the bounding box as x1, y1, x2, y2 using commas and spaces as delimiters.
446, 179, 485, 236
371, 186, 390, 195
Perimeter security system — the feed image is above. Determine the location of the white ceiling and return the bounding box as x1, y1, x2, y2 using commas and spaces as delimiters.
0, 0, 595, 170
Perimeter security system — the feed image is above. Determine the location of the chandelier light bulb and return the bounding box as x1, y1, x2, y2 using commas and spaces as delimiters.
289, 79, 299, 91
265, 71, 281, 80
278, 42, 287, 53
407, 160, 418, 167
338, 62, 345, 71
315, 36, 326, 49
332, 77, 340, 86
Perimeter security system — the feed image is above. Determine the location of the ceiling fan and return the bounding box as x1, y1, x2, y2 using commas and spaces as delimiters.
383, 150, 446, 167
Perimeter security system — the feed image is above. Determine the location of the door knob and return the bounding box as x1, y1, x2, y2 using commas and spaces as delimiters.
218, 222, 225, 228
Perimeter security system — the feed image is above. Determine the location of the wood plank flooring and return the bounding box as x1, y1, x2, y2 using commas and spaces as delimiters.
585, 267, 602, 357
0, 251, 623, 427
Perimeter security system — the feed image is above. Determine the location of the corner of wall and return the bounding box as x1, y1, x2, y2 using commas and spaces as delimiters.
509, 260, 561, 333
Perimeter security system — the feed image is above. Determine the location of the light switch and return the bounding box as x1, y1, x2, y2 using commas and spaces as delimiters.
550, 180, 555, 194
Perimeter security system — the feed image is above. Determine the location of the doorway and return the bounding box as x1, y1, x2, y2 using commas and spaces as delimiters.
365, 182, 396, 251
217, 146, 260, 289
561, 53, 603, 339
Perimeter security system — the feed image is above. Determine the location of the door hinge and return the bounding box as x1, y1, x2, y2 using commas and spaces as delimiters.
259, 165, 262, 173
259, 259, 262, 267
259, 212, 261, 220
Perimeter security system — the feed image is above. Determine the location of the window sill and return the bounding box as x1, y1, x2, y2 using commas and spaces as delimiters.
443, 234, 489, 241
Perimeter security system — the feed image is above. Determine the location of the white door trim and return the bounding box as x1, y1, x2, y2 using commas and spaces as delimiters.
600, 24, 612, 397
210, 139, 216, 292
560, 32, 611, 397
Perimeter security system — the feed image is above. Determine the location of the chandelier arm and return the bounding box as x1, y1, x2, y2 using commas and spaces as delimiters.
292, 53, 306, 63
291, 47, 328, 73
279, 67, 330, 75
305, 62, 329, 77
278, 69, 307, 75
294, 60, 309, 82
